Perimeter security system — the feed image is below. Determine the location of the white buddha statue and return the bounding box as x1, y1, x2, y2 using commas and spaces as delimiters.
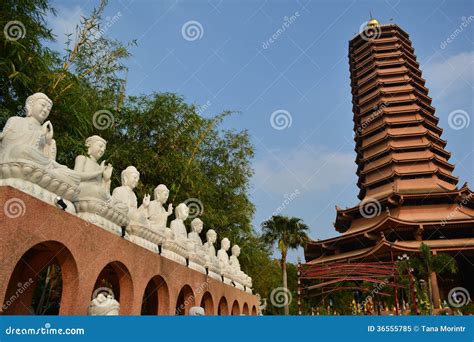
161, 203, 191, 265
0, 93, 80, 210
88, 292, 120, 316
217, 237, 233, 284
229, 244, 246, 290
203, 229, 221, 281
112, 166, 150, 224
112, 167, 159, 253
141, 184, 173, 231
73, 135, 128, 234
187, 218, 207, 274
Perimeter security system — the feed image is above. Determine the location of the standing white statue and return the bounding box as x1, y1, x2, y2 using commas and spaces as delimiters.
88, 292, 120, 316
0, 93, 80, 211
187, 218, 207, 274
73, 135, 129, 235
161, 203, 191, 265
217, 237, 233, 285
112, 167, 159, 252
203, 229, 221, 281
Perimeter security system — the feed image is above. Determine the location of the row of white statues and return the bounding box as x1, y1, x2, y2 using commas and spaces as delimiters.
0, 93, 252, 293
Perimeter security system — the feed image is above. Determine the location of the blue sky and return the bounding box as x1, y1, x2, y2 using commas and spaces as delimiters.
47, 0, 474, 262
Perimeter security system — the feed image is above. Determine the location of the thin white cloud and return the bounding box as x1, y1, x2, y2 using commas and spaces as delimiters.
423, 51, 474, 100
253, 144, 356, 195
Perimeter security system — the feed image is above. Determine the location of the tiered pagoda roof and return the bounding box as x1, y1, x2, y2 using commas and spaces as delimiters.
304, 20, 474, 265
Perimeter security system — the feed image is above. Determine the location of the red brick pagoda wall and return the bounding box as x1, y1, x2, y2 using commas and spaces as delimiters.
0, 186, 258, 315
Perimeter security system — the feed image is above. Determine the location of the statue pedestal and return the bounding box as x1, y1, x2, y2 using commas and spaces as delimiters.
222, 275, 232, 285
188, 254, 207, 274
128, 235, 159, 253
74, 199, 129, 237
0, 161, 79, 208
233, 281, 245, 291
127, 224, 162, 253
161, 247, 187, 265
0, 178, 76, 214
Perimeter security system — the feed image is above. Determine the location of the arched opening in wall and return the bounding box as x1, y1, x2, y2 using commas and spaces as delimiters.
2, 241, 78, 315
231, 300, 240, 315
200, 291, 214, 315
175, 285, 195, 315
141, 275, 169, 315
242, 303, 250, 315
251, 305, 258, 315
217, 297, 229, 316
92, 261, 133, 315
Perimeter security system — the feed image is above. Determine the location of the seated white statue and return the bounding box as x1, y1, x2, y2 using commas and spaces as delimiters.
88, 292, 120, 315
0, 93, 80, 209
73, 135, 128, 234
140, 184, 172, 232
186, 218, 207, 274
203, 229, 221, 281
111, 166, 159, 252
161, 203, 191, 265
217, 237, 233, 284
189, 306, 205, 316
229, 244, 247, 290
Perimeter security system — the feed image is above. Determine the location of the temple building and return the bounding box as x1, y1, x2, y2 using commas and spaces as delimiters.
300, 19, 474, 312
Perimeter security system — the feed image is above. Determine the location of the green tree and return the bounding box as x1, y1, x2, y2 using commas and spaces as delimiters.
261, 215, 309, 315
399, 243, 458, 314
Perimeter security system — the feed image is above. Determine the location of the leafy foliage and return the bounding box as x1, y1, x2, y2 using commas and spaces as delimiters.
0, 0, 288, 311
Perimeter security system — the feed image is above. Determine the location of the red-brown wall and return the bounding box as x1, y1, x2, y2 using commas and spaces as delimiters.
0, 186, 259, 315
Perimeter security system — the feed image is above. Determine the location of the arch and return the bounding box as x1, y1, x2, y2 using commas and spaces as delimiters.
200, 291, 214, 315
217, 296, 229, 316
251, 305, 258, 315
175, 284, 195, 315
2, 241, 79, 315
92, 261, 133, 315
231, 300, 240, 315
242, 302, 250, 315
141, 275, 170, 315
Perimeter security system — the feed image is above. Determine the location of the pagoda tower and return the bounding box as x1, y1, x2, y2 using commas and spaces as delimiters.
301, 19, 474, 310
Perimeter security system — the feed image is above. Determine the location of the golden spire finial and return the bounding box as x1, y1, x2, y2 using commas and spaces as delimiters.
367, 11, 380, 27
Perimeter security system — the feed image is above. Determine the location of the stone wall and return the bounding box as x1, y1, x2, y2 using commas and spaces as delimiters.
0, 186, 258, 315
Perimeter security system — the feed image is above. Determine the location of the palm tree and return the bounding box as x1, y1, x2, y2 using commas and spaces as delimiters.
261, 215, 309, 315
402, 243, 458, 314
